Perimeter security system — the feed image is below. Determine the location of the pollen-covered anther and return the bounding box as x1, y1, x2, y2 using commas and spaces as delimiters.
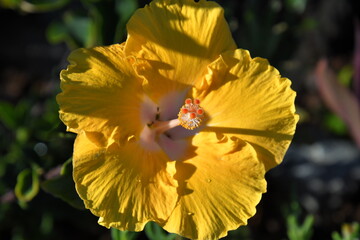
178, 98, 204, 130
185, 98, 192, 105
181, 108, 189, 114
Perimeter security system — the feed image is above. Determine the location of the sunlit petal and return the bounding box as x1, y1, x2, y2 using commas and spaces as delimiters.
163, 132, 267, 240
73, 132, 178, 230
197, 49, 299, 170
57, 44, 144, 147
125, 0, 237, 101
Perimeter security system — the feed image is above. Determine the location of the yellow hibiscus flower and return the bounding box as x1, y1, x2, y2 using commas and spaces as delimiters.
57, 0, 298, 239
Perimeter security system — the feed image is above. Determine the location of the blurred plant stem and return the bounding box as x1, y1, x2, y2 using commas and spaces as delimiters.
354, 18, 360, 103
315, 59, 360, 147
1, 162, 65, 204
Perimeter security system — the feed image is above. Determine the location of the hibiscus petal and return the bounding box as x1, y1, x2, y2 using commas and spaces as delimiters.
73, 132, 178, 231
124, 0, 237, 101
197, 49, 299, 170
57, 44, 144, 146
162, 132, 267, 240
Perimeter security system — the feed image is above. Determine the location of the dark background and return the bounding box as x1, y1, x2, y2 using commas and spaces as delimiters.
0, 0, 359, 239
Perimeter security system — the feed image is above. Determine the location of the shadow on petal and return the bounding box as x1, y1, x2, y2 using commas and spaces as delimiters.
127, 0, 234, 59
204, 126, 294, 141
173, 161, 197, 197
203, 126, 295, 170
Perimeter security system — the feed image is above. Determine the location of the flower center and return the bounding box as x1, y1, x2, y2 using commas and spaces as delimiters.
177, 98, 204, 130
146, 98, 204, 134
139, 97, 204, 159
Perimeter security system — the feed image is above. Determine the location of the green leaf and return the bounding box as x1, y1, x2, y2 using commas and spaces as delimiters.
285, 202, 314, 240
64, 12, 96, 48
41, 158, 85, 210
0, 100, 31, 130
15, 167, 40, 203
46, 21, 68, 44
16, 127, 30, 145
301, 215, 315, 239
332, 232, 343, 240
0, 0, 22, 8
332, 222, 360, 240
286, 0, 308, 14
324, 114, 348, 135
0, 101, 17, 129
114, 0, 138, 42
145, 222, 177, 240
338, 65, 353, 87
40, 213, 53, 235
19, 0, 70, 13
286, 214, 314, 240
115, 0, 137, 20
300, 17, 318, 31
111, 228, 139, 240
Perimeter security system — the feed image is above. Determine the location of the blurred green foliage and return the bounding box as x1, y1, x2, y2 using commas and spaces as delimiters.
230, 0, 313, 62
45, 0, 138, 48
0, 0, 70, 12
14, 166, 40, 208
0, 0, 138, 49
144, 222, 178, 240
111, 227, 140, 240
332, 223, 360, 240
285, 202, 314, 240
41, 158, 85, 210
324, 113, 348, 135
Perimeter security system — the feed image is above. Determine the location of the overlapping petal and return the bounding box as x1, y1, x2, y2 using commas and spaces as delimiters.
196, 49, 299, 170
73, 132, 178, 231
163, 132, 267, 240
57, 44, 144, 146
124, 0, 237, 101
